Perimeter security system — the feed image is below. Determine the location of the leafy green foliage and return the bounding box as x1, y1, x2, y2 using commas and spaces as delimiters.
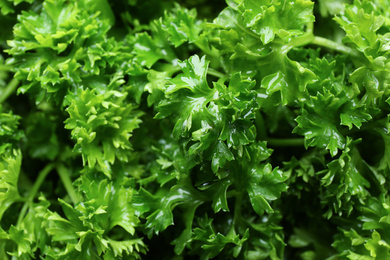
65, 87, 142, 177
162, 3, 204, 47
0, 0, 35, 15
334, 0, 390, 106
6, 0, 124, 105
41, 173, 146, 259
235, 0, 315, 44
1, 0, 390, 259
0, 149, 22, 220
0, 106, 23, 154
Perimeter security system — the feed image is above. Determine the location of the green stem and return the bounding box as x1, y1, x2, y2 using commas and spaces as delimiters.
207, 68, 227, 78
233, 192, 243, 226
312, 36, 361, 57
194, 41, 219, 60
156, 64, 181, 77
27, 164, 55, 202
255, 111, 268, 140
15, 205, 28, 229
0, 78, 19, 104
284, 32, 315, 53
227, 191, 243, 238
283, 33, 360, 58
306, 22, 314, 34
235, 23, 260, 40
168, 67, 181, 76
267, 138, 304, 147
226, 189, 241, 198
16, 163, 55, 227
56, 164, 80, 205
0, 65, 12, 71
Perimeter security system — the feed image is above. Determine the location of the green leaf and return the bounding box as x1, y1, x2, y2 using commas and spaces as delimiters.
260, 56, 316, 105
162, 4, 203, 47
293, 91, 346, 156
156, 55, 215, 138
318, 0, 348, 17
44, 173, 145, 259
0, 106, 23, 153
246, 163, 287, 215
237, 0, 315, 44
208, 177, 232, 213
349, 65, 390, 105
212, 73, 258, 150
133, 32, 175, 68
107, 238, 147, 258
151, 136, 196, 186
65, 88, 142, 177
6, 0, 121, 104
0, 0, 34, 15
364, 231, 390, 258
320, 138, 370, 216
134, 182, 203, 234
84, 0, 115, 25
7, 225, 33, 258
0, 149, 22, 220
193, 217, 250, 259
211, 141, 234, 173
340, 102, 372, 130
334, 1, 385, 55
171, 202, 202, 255
79, 175, 140, 235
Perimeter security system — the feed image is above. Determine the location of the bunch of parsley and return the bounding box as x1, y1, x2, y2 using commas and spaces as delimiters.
1, 0, 390, 259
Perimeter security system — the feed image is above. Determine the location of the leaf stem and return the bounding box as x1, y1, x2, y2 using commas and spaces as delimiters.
207, 68, 227, 78
255, 111, 268, 140
306, 22, 314, 34
267, 138, 304, 147
16, 163, 55, 227
283, 32, 314, 53
194, 41, 220, 60
311, 36, 360, 57
56, 164, 80, 205
28, 164, 55, 202
284, 33, 361, 58
227, 191, 243, 238
235, 23, 260, 40
0, 78, 19, 104
233, 192, 242, 226
0, 65, 12, 71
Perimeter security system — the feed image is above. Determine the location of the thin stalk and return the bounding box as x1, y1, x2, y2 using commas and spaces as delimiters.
284, 32, 315, 53
56, 164, 80, 205
154, 63, 181, 77
233, 192, 243, 226
15, 203, 28, 228
194, 41, 219, 60
27, 164, 55, 202
0, 78, 19, 104
284, 33, 361, 58
167, 66, 182, 77
226, 189, 242, 199
207, 68, 227, 78
235, 23, 260, 40
306, 22, 314, 34
312, 36, 361, 57
255, 111, 268, 140
227, 191, 243, 238
267, 138, 305, 147
0, 65, 12, 71
16, 163, 55, 227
